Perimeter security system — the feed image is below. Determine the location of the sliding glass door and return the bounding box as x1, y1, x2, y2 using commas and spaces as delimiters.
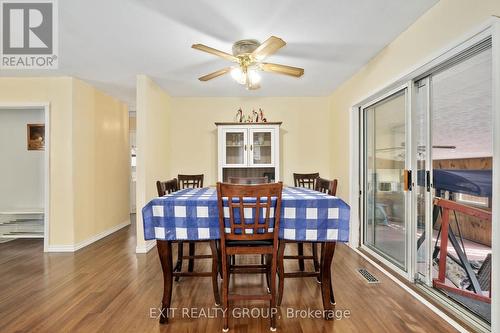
363, 88, 410, 271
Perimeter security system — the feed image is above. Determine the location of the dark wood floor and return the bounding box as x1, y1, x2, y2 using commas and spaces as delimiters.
0, 224, 458, 333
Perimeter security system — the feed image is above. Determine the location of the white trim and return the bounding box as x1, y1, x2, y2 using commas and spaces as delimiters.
47, 220, 130, 252
135, 239, 157, 253
490, 18, 500, 333
353, 247, 469, 333
0, 102, 50, 252
348, 106, 360, 248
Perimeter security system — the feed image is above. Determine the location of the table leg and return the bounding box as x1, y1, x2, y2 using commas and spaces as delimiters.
157, 240, 173, 324
320, 242, 336, 317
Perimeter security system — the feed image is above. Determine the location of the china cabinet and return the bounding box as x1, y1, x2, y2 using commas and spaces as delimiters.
216, 122, 281, 182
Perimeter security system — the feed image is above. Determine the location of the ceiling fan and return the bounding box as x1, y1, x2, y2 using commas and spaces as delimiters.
192, 36, 304, 90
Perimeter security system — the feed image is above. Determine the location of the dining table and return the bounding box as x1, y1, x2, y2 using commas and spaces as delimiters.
142, 186, 350, 322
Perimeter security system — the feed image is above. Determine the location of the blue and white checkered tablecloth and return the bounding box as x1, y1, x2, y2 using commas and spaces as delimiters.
142, 187, 350, 242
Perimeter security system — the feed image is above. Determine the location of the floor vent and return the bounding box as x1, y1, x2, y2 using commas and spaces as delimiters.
357, 268, 380, 283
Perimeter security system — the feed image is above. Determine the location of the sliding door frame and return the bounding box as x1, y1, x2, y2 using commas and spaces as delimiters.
411, 76, 434, 287
349, 17, 500, 332
359, 83, 413, 280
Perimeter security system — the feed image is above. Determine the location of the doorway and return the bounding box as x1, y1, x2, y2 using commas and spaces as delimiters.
0, 105, 49, 251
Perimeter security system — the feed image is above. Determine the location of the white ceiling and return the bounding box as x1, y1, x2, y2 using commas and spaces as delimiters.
0, 0, 438, 106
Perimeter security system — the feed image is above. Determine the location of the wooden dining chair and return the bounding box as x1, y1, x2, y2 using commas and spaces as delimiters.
228, 176, 268, 184
178, 174, 204, 189
315, 177, 338, 196
293, 172, 319, 189
278, 176, 338, 306
217, 182, 283, 332
156, 178, 179, 196
292, 172, 320, 271
227, 176, 269, 265
173, 174, 207, 277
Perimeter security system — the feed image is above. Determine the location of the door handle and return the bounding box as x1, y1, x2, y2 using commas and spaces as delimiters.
426, 170, 431, 192
244, 144, 247, 151
250, 144, 253, 151
404, 169, 412, 191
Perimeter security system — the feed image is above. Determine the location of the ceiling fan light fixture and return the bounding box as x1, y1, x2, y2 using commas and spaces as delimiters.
230, 67, 245, 85
248, 69, 261, 85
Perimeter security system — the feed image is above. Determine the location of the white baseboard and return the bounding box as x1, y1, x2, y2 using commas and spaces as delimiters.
47, 220, 130, 253
135, 239, 156, 254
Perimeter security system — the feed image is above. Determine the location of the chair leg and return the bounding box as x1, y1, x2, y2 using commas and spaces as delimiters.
174, 242, 183, 282
188, 242, 195, 272
297, 243, 304, 271
312, 243, 320, 273
270, 249, 278, 331
317, 243, 324, 283
265, 254, 271, 293
215, 240, 222, 279
277, 240, 286, 306
209, 241, 221, 306
222, 254, 230, 332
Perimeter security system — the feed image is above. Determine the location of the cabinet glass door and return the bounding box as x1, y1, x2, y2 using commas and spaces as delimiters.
249, 129, 274, 166
222, 129, 247, 166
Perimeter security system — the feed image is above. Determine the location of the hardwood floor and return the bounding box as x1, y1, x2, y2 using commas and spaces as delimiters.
0, 224, 459, 333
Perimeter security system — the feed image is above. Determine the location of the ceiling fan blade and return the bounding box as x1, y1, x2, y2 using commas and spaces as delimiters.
252, 36, 286, 60
192, 44, 238, 62
198, 67, 231, 81
261, 63, 304, 77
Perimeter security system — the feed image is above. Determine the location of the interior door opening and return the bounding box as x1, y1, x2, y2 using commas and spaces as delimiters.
0, 107, 46, 247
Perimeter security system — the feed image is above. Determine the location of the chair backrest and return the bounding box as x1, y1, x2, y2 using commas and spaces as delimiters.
178, 174, 204, 189
156, 178, 178, 196
315, 177, 338, 196
217, 182, 283, 242
228, 176, 268, 185
293, 172, 319, 189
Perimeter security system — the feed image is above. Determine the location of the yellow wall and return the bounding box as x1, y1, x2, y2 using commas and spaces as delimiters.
169, 97, 332, 187
0, 77, 75, 245
135, 75, 171, 251
72, 79, 130, 243
0, 77, 129, 248
329, 0, 500, 201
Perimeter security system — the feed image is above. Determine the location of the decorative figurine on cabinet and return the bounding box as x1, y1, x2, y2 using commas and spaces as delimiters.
246, 114, 253, 123
252, 109, 259, 122
234, 108, 243, 122
259, 108, 267, 122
